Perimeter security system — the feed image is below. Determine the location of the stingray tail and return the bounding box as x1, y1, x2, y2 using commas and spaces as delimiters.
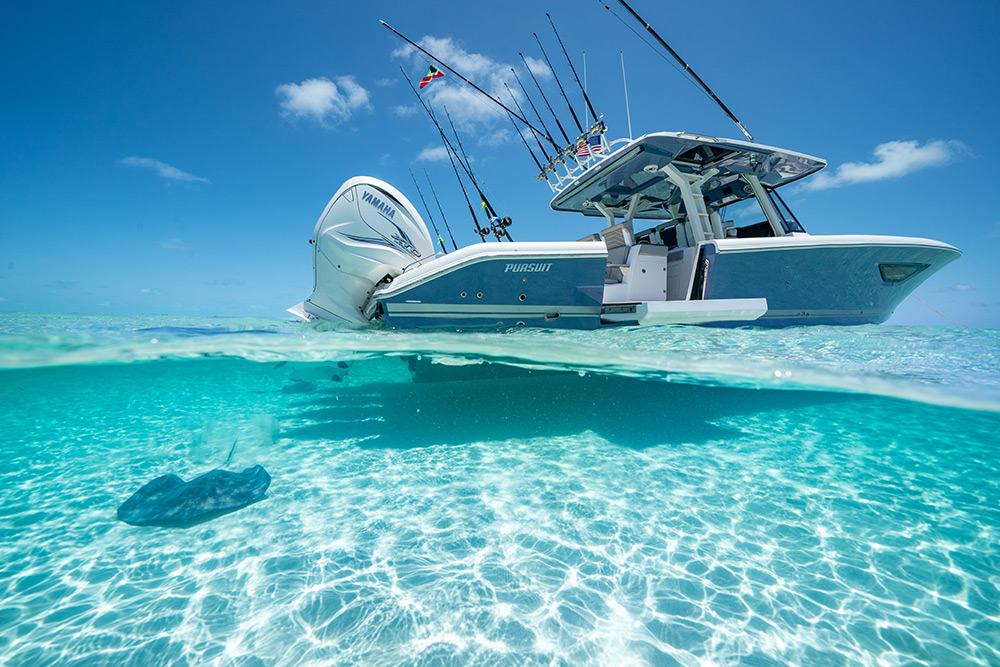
223, 438, 238, 467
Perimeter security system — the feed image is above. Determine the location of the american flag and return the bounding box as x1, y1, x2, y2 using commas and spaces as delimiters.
576, 137, 591, 158
589, 134, 604, 155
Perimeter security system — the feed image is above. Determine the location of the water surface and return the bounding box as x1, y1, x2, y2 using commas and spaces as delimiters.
1, 314, 998, 665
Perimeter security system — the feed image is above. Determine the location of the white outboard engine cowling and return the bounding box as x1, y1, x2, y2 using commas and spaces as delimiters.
289, 176, 434, 323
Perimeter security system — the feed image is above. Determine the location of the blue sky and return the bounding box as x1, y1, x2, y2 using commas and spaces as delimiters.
2, 0, 998, 327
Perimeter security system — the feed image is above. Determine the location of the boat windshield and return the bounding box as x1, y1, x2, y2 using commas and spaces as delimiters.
767, 187, 805, 233
720, 197, 773, 238
719, 181, 806, 238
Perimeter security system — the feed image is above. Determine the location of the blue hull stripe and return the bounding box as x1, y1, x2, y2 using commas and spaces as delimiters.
378, 251, 606, 330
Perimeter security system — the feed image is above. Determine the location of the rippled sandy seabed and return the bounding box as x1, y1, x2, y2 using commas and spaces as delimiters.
1, 315, 999, 666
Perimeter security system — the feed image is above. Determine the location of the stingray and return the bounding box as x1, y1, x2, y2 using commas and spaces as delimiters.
117, 461, 270, 528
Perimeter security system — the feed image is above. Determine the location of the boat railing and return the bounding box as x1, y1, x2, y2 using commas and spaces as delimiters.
540, 122, 629, 195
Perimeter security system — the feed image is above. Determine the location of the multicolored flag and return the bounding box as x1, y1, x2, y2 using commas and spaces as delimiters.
576, 137, 591, 158
419, 65, 444, 89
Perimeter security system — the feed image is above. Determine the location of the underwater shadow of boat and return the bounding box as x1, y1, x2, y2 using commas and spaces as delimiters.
280, 365, 852, 448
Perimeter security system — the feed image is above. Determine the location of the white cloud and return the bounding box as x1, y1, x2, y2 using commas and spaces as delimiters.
417, 146, 450, 162
275, 76, 371, 125
393, 104, 417, 117
394, 36, 538, 132
953, 284, 972, 291
374, 77, 394, 87
803, 140, 969, 191
480, 129, 512, 147
523, 56, 551, 79
120, 157, 209, 183
159, 238, 189, 250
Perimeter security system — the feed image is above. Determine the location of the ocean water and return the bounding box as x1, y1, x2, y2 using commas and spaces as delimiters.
1, 313, 999, 666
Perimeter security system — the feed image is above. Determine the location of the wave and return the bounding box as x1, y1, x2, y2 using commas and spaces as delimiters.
1, 313, 998, 412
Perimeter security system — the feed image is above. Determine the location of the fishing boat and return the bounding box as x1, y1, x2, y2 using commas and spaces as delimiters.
288, 7, 961, 329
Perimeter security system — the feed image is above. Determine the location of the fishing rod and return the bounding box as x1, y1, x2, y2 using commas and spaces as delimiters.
612, 0, 753, 142
381, 20, 559, 150
444, 106, 476, 184
503, 82, 550, 164
509, 68, 557, 160
401, 67, 487, 241
424, 168, 458, 250
444, 107, 513, 241
547, 13, 599, 128
409, 168, 447, 254
502, 95, 545, 172
519, 52, 572, 147
509, 72, 563, 168
445, 143, 488, 242
533, 33, 584, 135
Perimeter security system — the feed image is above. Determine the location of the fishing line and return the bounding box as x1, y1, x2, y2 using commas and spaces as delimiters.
424, 168, 458, 250
409, 168, 447, 254
599, 0, 715, 105
910, 295, 969, 328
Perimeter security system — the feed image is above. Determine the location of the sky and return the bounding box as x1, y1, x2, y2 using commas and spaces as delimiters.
2, 0, 999, 327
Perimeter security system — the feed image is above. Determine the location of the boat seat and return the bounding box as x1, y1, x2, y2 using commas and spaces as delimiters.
600, 222, 634, 250
605, 264, 629, 284
606, 244, 629, 265
600, 222, 635, 284
674, 222, 688, 247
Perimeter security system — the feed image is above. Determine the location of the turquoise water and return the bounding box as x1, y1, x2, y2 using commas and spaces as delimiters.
1, 314, 999, 666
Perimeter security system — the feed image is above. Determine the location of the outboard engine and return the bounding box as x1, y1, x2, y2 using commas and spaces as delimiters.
289, 176, 434, 323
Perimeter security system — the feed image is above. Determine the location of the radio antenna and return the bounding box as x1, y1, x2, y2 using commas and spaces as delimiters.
621, 51, 633, 139
547, 14, 599, 126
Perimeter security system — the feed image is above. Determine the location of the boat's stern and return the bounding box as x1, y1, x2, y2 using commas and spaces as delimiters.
373, 242, 608, 329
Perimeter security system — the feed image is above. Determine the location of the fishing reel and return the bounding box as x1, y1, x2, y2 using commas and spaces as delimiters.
491, 216, 512, 240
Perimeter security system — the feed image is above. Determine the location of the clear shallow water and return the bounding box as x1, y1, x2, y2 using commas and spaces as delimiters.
1, 314, 999, 666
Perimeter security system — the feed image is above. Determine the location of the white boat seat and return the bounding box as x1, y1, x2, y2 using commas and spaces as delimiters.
600, 222, 634, 250
606, 244, 630, 265
605, 264, 629, 284
674, 222, 688, 247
